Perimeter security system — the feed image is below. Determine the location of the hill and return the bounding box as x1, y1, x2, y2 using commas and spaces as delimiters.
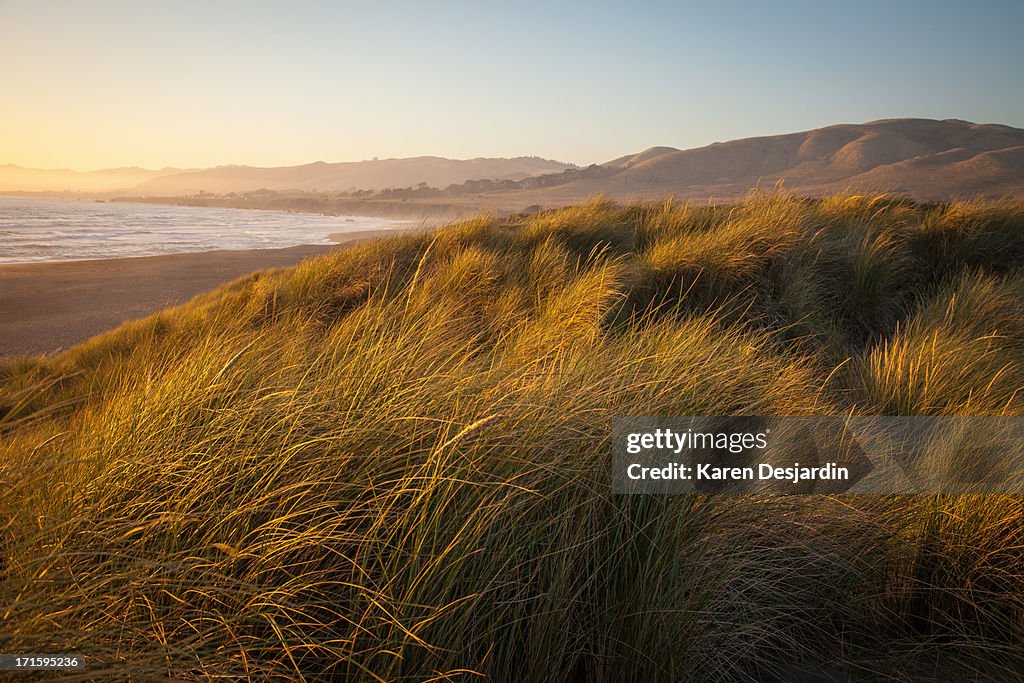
4, 194, 1024, 679
0, 164, 182, 193
408, 119, 1024, 206
0, 157, 576, 195
569, 118, 1024, 200
8, 120, 1023, 202
131, 156, 576, 195
109, 119, 1024, 219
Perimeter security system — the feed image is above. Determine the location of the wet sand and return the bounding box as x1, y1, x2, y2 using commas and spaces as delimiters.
0, 229, 405, 358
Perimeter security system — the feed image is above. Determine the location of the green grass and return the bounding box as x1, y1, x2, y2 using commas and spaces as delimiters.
3, 193, 1024, 680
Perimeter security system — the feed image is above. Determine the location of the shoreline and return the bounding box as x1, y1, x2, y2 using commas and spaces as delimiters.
0, 228, 410, 359
0, 192, 477, 223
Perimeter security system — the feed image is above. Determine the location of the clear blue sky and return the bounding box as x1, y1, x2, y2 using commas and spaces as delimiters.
1, 0, 1021, 169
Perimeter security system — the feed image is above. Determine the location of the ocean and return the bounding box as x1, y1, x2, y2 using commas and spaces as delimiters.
0, 196, 406, 264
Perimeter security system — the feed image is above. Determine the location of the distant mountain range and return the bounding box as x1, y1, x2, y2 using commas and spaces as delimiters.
0, 157, 575, 194
3, 119, 1023, 202
0, 165, 183, 193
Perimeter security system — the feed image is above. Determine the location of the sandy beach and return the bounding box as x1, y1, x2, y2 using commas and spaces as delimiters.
0, 229, 403, 358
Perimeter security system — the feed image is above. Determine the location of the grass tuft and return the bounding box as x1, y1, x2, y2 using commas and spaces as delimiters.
3, 192, 1024, 680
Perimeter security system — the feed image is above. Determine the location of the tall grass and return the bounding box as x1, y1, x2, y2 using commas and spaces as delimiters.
2, 193, 1024, 680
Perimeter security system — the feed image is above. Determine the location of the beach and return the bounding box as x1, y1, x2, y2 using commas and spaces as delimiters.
0, 229, 400, 358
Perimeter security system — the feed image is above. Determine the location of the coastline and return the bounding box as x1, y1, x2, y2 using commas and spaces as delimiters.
0, 228, 407, 359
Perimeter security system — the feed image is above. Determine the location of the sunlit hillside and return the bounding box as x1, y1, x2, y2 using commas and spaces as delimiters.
3, 194, 1024, 680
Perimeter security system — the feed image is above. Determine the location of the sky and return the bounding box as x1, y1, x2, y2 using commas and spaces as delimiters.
1, 0, 1022, 170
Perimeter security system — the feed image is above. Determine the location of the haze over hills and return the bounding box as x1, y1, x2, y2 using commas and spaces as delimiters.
3, 119, 1022, 203
159, 118, 1024, 204
133, 156, 577, 195
0, 165, 183, 193
0, 157, 576, 195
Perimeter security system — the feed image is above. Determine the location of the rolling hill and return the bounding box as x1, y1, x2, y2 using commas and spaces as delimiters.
571, 118, 1024, 200
0, 164, 183, 193
0, 157, 576, 195
131, 156, 576, 194
5, 119, 1022, 202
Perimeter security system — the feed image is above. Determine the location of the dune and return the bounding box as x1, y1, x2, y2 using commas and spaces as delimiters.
6, 196, 1024, 679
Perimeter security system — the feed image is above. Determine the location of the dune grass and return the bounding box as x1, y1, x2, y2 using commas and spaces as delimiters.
2, 193, 1024, 680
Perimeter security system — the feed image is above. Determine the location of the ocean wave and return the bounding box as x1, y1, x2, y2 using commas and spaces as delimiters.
0, 197, 405, 264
